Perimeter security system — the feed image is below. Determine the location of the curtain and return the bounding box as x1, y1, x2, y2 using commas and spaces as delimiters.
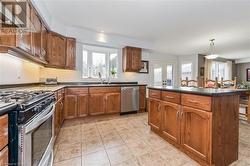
204, 59, 212, 79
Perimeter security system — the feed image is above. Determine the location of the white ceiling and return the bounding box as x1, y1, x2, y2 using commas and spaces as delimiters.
41, 0, 250, 59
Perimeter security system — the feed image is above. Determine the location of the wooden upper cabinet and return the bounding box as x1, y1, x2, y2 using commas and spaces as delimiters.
105, 93, 121, 114
64, 95, 78, 119
41, 24, 48, 59
122, 46, 142, 72
161, 101, 180, 144
181, 106, 212, 164
16, 3, 32, 53
47, 32, 66, 68
31, 9, 42, 57
89, 93, 105, 115
148, 98, 161, 131
65, 38, 76, 69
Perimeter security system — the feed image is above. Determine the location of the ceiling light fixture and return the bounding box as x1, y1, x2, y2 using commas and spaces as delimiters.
205, 39, 219, 59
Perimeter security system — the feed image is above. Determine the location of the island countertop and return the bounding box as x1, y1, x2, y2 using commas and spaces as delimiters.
147, 86, 247, 96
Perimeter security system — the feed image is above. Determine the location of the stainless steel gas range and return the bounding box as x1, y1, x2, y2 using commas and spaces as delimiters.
0, 90, 56, 166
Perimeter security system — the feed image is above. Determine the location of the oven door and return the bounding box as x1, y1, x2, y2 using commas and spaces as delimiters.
19, 103, 55, 166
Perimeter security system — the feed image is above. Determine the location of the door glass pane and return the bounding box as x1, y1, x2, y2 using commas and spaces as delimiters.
181, 63, 192, 79
154, 67, 162, 86
166, 65, 173, 86
82, 50, 88, 78
92, 52, 106, 78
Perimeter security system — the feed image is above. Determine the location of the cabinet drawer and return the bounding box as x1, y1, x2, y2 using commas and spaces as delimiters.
66, 88, 88, 95
162, 91, 180, 104
149, 90, 161, 100
181, 94, 211, 111
0, 146, 8, 166
0, 115, 8, 150
89, 87, 120, 93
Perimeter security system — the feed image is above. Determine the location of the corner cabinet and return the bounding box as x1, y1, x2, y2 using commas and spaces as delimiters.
148, 89, 239, 166
122, 46, 142, 72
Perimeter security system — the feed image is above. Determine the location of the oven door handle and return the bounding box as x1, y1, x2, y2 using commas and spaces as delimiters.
24, 104, 55, 134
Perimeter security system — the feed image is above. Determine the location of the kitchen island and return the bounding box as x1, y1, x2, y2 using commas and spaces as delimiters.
147, 86, 243, 166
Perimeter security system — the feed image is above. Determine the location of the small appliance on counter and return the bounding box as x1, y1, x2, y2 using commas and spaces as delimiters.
44, 77, 58, 85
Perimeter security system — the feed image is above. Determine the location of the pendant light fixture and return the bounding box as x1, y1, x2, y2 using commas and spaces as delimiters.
205, 39, 219, 59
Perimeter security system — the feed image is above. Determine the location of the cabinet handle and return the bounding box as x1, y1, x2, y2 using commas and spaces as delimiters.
188, 100, 198, 104
176, 111, 180, 120
180, 110, 184, 118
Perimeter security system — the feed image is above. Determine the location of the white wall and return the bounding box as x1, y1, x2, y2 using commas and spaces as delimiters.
0, 53, 41, 84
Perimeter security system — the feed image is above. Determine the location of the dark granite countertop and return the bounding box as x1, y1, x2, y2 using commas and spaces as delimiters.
0, 82, 147, 92
148, 86, 248, 96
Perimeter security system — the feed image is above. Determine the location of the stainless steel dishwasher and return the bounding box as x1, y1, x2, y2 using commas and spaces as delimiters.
121, 86, 139, 114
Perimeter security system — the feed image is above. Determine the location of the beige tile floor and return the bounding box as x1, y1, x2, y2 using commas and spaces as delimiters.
53, 113, 250, 166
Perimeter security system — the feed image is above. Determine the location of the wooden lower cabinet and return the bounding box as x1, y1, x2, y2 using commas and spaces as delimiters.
89, 93, 105, 115
0, 115, 8, 151
139, 86, 146, 112
0, 147, 8, 166
181, 106, 212, 164
161, 101, 180, 144
148, 99, 161, 131
105, 93, 121, 114
78, 94, 89, 117
64, 95, 78, 119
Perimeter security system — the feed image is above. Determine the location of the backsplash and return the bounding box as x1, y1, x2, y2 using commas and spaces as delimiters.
0, 53, 40, 85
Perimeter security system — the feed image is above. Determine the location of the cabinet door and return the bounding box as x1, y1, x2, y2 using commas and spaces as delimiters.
16, 3, 32, 53
54, 101, 60, 137
31, 9, 42, 57
139, 86, 146, 112
65, 38, 76, 69
131, 48, 142, 71
148, 99, 161, 131
181, 106, 212, 163
47, 32, 66, 67
64, 95, 78, 119
78, 94, 89, 117
0, 147, 8, 166
105, 93, 121, 114
89, 93, 105, 115
59, 99, 64, 126
161, 102, 180, 144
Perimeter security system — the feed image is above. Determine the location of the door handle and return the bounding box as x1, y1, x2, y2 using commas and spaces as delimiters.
176, 110, 180, 120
